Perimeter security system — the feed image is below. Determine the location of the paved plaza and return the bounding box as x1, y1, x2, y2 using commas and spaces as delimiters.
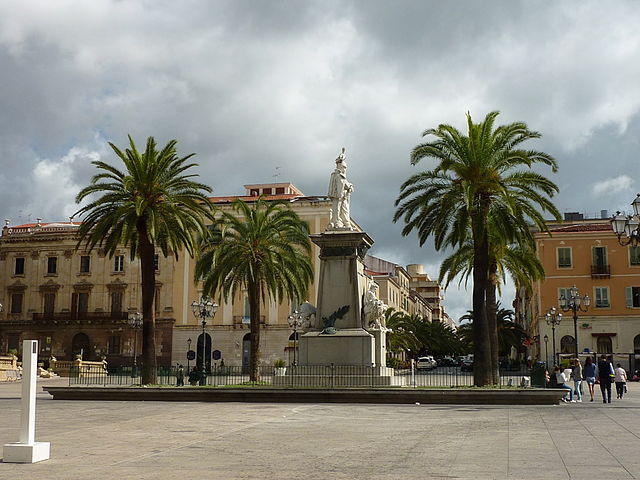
1, 378, 640, 480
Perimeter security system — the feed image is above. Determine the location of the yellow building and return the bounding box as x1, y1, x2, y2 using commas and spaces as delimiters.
530, 215, 640, 369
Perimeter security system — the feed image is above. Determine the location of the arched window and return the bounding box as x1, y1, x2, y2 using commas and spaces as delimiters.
634, 334, 640, 355
597, 336, 613, 354
560, 335, 575, 354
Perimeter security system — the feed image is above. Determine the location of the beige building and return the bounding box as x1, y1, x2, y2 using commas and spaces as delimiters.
0, 220, 176, 366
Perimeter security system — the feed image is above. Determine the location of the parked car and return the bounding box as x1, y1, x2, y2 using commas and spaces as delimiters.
438, 356, 457, 367
460, 359, 474, 372
416, 356, 437, 370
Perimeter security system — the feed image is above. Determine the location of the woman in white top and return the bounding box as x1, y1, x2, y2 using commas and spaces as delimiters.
614, 363, 628, 399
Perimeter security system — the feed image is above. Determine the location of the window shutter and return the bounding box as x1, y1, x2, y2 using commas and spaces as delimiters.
626, 287, 633, 308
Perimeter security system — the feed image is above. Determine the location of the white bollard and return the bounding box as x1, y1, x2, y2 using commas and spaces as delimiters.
3, 340, 50, 463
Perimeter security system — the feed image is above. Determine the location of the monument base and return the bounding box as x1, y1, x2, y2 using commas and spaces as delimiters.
3, 442, 50, 463
299, 328, 375, 366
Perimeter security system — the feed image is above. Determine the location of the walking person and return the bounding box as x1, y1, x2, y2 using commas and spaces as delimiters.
614, 363, 628, 399
554, 366, 574, 402
176, 364, 185, 387
571, 358, 583, 403
597, 354, 613, 404
583, 356, 597, 402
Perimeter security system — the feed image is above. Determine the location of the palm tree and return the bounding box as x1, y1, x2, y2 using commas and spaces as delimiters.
394, 111, 560, 386
195, 198, 314, 381
75, 136, 213, 384
385, 308, 421, 356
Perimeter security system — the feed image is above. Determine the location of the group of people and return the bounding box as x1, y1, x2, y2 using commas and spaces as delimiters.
551, 354, 628, 404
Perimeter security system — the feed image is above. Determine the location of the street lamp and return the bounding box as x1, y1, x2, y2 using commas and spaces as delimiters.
610, 194, 640, 246
287, 310, 304, 366
128, 311, 143, 377
558, 285, 590, 359
191, 297, 218, 383
545, 307, 562, 366
543, 334, 549, 367
186, 338, 192, 373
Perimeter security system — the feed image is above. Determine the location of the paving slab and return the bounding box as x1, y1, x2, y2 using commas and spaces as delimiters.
0, 378, 639, 479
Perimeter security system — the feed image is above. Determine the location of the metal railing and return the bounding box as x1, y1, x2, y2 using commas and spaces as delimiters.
68, 364, 534, 388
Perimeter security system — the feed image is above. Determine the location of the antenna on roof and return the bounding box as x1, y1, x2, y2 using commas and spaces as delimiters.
273, 166, 281, 182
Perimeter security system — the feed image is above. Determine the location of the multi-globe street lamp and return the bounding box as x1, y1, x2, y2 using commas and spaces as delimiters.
127, 311, 143, 377
545, 307, 562, 366
287, 310, 305, 366
191, 297, 218, 384
559, 285, 590, 359
610, 194, 640, 246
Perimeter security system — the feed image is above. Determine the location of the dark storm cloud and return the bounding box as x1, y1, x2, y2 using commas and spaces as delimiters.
1, 0, 639, 320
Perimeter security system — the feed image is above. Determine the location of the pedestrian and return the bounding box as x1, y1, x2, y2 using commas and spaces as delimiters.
614, 363, 628, 399
554, 366, 574, 402
571, 358, 583, 403
188, 365, 200, 386
176, 364, 184, 387
583, 356, 597, 402
597, 354, 613, 404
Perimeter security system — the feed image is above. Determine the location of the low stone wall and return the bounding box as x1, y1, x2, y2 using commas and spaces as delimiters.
50, 358, 107, 377
0, 354, 19, 382
42, 386, 567, 405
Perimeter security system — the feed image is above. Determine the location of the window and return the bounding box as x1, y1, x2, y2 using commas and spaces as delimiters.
78, 292, 89, 313
626, 287, 640, 308
10, 293, 23, 314
110, 291, 123, 314
560, 335, 575, 354
153, 254, 159, 271
14, 257, 25, 275
558, 287, 573, 304
634, 334, 640, 355
80, 255, 91, 273
631, 246, 640, 266
44, 292, 56, 315
108, 335, 121, 355
275, 187, 285, 194
114, 255, 124, 272
597, 336, 612, 354
592, 246, 607, 267
594, 287, 609, 308
262, 187, 272, 194
47, 256, 57, 274
243, 295, 250, 324
557, 247, 572, 268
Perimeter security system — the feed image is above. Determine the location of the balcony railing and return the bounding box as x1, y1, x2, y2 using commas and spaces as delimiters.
232, 315, 266, 325
32, 311, 129, 321
591, 264, 610, 278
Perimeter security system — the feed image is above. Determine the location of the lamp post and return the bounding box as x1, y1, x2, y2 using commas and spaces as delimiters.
191, 297, 218, 384
545, 307, 562, 366
127, 311, 143, 377
287, 310, 304, 366
559, 285, 590, 359
186, 338, 192, 373
543, 334, 549, 367
610, 194, 640, 246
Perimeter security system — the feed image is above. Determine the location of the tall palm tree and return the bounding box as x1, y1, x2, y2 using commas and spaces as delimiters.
394, 111, 560, 386
195, 198, 314, 381
385, 308, 421, 356
75, 136, 213, 384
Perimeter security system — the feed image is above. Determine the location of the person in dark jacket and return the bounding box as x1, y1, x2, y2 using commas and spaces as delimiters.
597, 354, 613, 404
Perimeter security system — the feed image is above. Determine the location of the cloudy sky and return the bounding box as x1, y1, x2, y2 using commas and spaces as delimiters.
1, 0, 640, 322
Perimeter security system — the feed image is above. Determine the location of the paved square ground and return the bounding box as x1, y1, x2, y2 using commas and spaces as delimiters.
1, 378, 639, 479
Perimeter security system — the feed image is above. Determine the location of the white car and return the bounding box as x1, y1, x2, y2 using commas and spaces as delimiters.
416, 356, 437, 370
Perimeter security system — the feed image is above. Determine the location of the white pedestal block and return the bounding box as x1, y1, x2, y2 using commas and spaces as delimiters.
3, 442, 50, 463
299, 329, 375, 366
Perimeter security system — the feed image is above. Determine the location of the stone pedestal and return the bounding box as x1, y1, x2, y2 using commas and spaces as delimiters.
299, 230, 388, 371
371, 329, 387, 368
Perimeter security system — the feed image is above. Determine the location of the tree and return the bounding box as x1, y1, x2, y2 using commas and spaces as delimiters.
194, 198, 314, 381
385, 308, 421, 356
75, 136, 213, 384
394, 111, 559, 385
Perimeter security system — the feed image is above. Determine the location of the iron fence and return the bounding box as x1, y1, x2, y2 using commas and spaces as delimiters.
68, 364, 534, 388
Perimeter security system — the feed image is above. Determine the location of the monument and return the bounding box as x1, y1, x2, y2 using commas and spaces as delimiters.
297, 148, 391, 381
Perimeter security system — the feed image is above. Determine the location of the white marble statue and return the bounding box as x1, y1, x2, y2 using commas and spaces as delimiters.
363, 282, 388, 331
327, 147, 354, 230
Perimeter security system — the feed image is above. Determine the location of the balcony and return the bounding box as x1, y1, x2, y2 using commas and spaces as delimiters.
32, 311, 129, 322
591, 264, 610, 279
232, 315, 266, 326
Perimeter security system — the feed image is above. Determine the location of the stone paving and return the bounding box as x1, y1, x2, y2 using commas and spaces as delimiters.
1, 377, 639, 479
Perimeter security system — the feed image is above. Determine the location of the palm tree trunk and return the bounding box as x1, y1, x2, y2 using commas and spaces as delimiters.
472, 216, 492, 387
248, 279, 261, 382
138, 220, 157, 384
486, 261, 499, 384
